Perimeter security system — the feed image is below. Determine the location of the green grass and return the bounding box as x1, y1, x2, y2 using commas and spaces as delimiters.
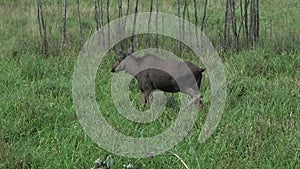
1, 50, 299, 168
1, 0, 300, 168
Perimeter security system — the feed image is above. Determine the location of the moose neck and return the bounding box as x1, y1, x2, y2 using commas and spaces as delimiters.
124, 55, 140, 76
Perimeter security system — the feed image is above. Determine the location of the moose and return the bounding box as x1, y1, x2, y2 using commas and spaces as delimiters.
111, 48, 205, 108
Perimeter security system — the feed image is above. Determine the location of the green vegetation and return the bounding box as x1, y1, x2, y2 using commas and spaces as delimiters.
0, 0, 299, 168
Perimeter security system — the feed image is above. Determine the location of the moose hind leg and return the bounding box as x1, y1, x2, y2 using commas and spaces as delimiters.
141, 91, 151, 108
141, 92, 147, 108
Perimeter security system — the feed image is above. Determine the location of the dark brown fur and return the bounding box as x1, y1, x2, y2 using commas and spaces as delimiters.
111, 50, 205, 107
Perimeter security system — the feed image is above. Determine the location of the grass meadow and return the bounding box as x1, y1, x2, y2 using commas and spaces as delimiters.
0, 0, 299, 168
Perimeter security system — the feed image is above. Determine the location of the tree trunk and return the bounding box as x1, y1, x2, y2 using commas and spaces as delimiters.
98, 0, 105, 47
177, 0, 181, 56
201, 0, 208, 32
125, 0, 130, 26
61, 0, 67, 50
244, 0, 249, 45
94, 0, 99, 30
37, 0, 48, 56
155, 0, 158, 49
118, 0, 122, 19
129, 0, 138, 54
200, 0, 208, 48
224, 0, 231, 50
193, 0, 199, 48
231, 0, 239, 50
182, 0, 187, 41
250, 0, 253, 43
118, 0, 123, 49
106, 0, 110, 47
42, 20, 48, 56
254, 0, 259, 44
147, 0, 153, 47
77, 0, 83, 48
37, 0, 43, 49
238, 0, 244, 45
186, 0, 192, 45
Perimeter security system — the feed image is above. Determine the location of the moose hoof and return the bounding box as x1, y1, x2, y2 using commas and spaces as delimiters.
197, 100, 204, 109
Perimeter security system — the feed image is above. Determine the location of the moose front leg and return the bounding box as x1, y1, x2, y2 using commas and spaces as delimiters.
141, 91, 151, 109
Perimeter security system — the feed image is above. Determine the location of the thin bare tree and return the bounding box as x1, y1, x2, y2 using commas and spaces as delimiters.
122, 0, 130, 48
118, 0, 123, 49
201, 0, 208, 32
177, 0, 182, 56
231, 0, 239, 50
162, 12, 165, 43
155, 0, 158, 48
37, 0, 48, 56
77, 0, 83, 48
147, 0, 153, 47
200, 0, 208, 48
249, 0, 259, 45
249, 0, 253, 44
238, 0, 244, 44
61, 0, 67, 50
124, 0, 130, 27
253, 0, 259, 44
118, 0, 123, 26
129, 0, 138, 54
193, 0, 199, 48
244, 0, 249, 45
107, 0, 110, 47
186, 0, 192, 45
98, 0, 103, 27
94, 0, 99, 30
98, 0, 105, 47
37, 0, 43, 47
224, 0, 231, 50
182, 0, 188, 41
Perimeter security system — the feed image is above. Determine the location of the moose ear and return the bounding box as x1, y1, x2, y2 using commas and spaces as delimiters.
114, 47, 128, 59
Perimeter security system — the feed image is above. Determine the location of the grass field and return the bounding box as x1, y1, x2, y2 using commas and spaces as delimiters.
0, 0, 299, 168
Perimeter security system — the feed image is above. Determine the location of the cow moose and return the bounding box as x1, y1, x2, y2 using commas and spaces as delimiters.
111, 48, 205, 108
